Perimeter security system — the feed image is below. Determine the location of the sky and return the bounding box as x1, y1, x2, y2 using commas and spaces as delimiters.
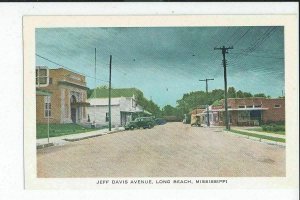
36, 27, 284, 107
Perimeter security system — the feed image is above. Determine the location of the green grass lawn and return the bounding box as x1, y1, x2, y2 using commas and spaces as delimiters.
246, 127, 285, 135
36, 124, 101, 139
230, 129, 285, 143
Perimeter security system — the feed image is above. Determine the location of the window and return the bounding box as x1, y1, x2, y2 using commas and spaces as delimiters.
44, 96, 51, 117
274, 104, 281, 108
238, 105, 246, 108
247, 105, 253, 108
254, 105, 262, 108
105, 113, 109, 122
36, 67, 49, 86
238, 111, 250, 122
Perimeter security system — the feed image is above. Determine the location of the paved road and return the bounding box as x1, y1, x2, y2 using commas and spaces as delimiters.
37, 122, 285, 177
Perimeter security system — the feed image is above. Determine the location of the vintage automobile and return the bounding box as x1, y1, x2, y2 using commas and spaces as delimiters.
155, 118, 167, 125
124, 117, 156, 130
190, 114, 202, 127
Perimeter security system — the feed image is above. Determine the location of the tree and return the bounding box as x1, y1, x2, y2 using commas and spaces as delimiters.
135, 91, 161, 117
243, 92, 253, 97
162, 105, 177, 116
236, 90, 244, 98
227, 87, 236, 98
87, 88, 93, 98
254, 93, 266, 98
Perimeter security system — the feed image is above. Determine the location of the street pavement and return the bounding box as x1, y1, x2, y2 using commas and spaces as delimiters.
37, 122, 285, 177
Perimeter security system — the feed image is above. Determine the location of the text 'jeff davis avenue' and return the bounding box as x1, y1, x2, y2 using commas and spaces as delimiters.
96, 179, 228, 185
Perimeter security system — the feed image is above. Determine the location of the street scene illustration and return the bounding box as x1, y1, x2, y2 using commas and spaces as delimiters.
36, 27, 285, 177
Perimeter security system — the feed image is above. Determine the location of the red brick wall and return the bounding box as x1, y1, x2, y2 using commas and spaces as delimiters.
262, 98, 285, 123
213, 98, 285, 125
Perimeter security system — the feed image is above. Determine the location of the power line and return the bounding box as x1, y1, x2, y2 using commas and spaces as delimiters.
232, 28, 252, 46
230, 52, 284, 60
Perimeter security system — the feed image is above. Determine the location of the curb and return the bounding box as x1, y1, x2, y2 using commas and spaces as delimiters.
36, 129, 125, 149
36, 143, 54, 149
60, 129, 124, 142
224, 130, 286, 147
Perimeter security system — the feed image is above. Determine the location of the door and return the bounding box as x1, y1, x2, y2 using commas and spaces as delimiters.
71, 107, 76, 123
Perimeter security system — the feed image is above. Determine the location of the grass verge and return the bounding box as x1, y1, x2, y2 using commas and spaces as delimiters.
36, 124, 101, 139
230, 129, 285, 143
246, 128, 285, 135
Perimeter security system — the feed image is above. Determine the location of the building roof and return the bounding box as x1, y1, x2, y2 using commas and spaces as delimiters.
90, 87, 142, 98
87, 98, 121, 106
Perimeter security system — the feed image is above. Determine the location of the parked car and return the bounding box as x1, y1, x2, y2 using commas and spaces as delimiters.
155, 118, 167, 125
125, 117, 155, 130
191, 114, 202, 127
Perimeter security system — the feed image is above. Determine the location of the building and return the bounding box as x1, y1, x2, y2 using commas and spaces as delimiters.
86, 88, 147, 127
36, 66, 89, 124
211, 97, 285, 126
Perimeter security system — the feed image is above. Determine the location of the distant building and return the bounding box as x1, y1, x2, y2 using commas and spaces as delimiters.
210, 97, 285, 126
189, 106, 210, 125
36, 66, 89, 124
86, 88, 148, 127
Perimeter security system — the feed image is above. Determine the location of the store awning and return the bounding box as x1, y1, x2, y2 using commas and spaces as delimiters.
212, 107, 268, 112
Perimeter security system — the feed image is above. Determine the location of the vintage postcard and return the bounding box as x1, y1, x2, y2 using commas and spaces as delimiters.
23, 15, 298, 189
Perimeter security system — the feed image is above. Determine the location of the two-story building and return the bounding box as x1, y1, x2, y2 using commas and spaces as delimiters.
36, 66, 89, 124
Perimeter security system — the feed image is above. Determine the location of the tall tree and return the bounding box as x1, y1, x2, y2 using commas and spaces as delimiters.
227, 87, 236, 98
254, 93, 267, 97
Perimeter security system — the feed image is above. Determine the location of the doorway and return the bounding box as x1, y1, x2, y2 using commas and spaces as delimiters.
70, 95, 77, 123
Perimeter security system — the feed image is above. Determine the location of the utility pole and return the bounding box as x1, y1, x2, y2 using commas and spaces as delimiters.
108, 55, 112, 131
199, 78, 214, 127
94, 48, 97, 125
214, 46, 233, 130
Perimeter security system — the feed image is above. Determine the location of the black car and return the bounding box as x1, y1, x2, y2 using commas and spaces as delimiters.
155, 118, 167, 125
125, 117, 155, 130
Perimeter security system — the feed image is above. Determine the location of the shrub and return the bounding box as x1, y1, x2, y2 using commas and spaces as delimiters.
261, 124, 285, 132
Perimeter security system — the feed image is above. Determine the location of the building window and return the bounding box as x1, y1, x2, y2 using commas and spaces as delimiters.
274, 104, 281, 108
238, 105, 246, 108
105, 112, 109, 122
36, 67, 49, 86
238, 111, 250, 122
44, 96, 51, 117
246, 105, 253, 108
254, 105, 262, 108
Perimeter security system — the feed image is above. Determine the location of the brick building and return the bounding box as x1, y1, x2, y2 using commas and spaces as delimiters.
36, 66, 89, 124
211, 97, 285, 126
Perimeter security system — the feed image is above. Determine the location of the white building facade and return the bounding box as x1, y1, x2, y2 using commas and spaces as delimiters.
86, 96, 144, 127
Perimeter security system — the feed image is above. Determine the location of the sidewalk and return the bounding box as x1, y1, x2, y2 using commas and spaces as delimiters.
231, 127, 285, 139
37, 127, 125, 149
